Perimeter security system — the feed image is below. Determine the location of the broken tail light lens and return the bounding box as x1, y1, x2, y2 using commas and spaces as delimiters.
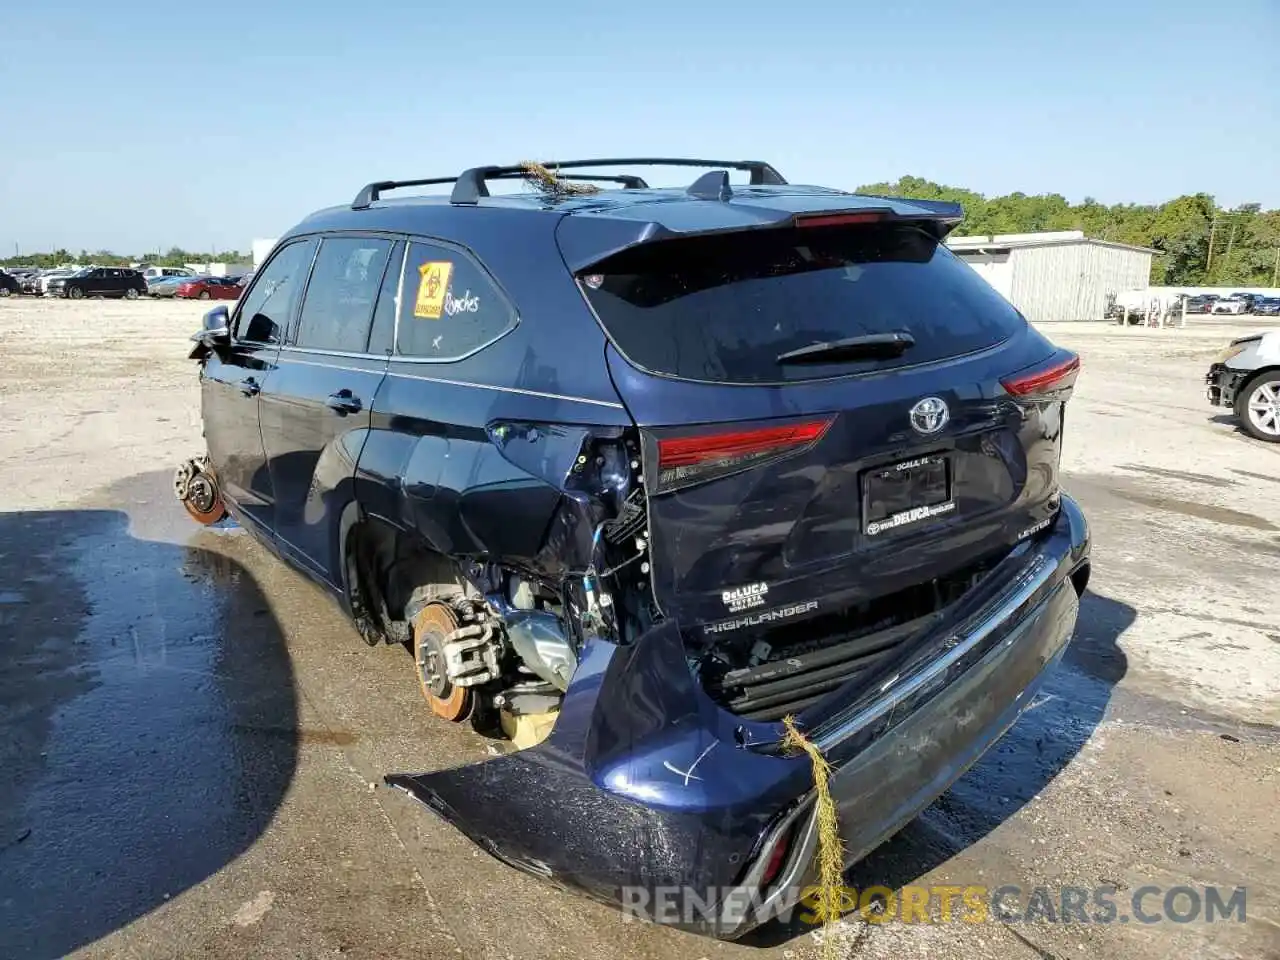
1001, 350, 1081, 397
655, 418, 833, 493
758, 825, 793, 888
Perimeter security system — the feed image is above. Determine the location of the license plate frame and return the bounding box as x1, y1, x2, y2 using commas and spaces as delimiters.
861, 453, 956, 537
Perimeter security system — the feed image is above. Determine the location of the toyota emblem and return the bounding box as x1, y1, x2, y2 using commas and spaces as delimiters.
909, 396, 950, 435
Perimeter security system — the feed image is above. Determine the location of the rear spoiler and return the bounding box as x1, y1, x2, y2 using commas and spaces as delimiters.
556, 198, 966, 274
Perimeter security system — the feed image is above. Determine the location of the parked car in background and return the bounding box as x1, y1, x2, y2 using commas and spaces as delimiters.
175, 275, 245, 300
36, 267, 83, 295
50, 267, 147, 300
140, 265, 197, 282
148, 274, 197, 297
0, 270, 20, 297
1207, 331, 1280, 442
1253, 297, 1280, 316
1212, 296, 1250, 315
1183, 295, 1217, 315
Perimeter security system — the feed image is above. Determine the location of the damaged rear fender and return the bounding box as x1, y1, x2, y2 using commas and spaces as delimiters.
385, 619, 812, 916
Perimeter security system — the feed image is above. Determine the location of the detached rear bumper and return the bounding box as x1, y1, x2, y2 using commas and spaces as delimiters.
386, 495, 1090, 939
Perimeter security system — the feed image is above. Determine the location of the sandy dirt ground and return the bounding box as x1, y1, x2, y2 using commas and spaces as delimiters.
0, 297, 1277, 960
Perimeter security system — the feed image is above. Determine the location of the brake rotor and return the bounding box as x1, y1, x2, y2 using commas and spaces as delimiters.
176, 463, 227, 525
412, 603, 473, 721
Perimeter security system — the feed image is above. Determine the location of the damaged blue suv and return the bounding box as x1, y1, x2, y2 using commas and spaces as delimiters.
180, 158, 1091, 938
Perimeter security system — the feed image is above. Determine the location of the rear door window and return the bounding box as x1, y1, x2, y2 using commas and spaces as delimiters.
294, 237, 394, 352
396, 240, 516, 360
235, 238, 318, 344
579, 223, 1027, 384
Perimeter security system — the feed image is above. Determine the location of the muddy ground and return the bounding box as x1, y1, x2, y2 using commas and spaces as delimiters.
0, 298, 1276, 960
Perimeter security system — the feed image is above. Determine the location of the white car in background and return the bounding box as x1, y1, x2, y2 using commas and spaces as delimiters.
1206, 330, 1280, 442
37, 267, 84, 295
1211, 296, 1250, 315
139, 266, 197, 282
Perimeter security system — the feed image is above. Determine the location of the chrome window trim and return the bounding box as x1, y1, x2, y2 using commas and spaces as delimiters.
387, 368, 624, 409
277, 344, 384, 361
270, 345, 624, 408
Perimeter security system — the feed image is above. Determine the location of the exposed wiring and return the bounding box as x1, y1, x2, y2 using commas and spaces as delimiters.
599, 550, 644, 579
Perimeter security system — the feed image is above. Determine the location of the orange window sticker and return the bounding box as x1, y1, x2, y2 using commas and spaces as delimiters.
414, 261, 454, 319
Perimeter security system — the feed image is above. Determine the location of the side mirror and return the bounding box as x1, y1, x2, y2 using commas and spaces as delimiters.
188, 305, 231, 360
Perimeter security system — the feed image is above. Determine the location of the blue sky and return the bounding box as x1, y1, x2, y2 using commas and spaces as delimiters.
1, 0, 1276, 254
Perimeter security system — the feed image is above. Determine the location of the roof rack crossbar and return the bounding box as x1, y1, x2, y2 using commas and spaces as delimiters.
484, 171, 649, 189
450, 157, 786, 204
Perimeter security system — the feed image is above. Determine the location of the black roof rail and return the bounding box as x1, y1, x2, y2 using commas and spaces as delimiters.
450, 158, 786, 204
352, 177, 457, 210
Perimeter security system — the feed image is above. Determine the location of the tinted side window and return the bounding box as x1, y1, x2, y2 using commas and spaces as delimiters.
366, 241, 404, 355
294, 237, 393, 352
397, 240, 516, 360
235, 238, 318, 344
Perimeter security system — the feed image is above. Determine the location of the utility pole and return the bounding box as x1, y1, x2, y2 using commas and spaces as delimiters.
1223, 221, 1238, 280
1272, 247, 1279, 287
1206, 217, 1217, 275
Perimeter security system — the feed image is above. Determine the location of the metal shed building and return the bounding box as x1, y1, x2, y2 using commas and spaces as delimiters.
947, 231, 1155, 323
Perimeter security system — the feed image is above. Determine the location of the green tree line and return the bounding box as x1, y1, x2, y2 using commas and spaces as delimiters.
855, 177, 1279, 287
6, 183, 1279, 286
1, 246, 249, 270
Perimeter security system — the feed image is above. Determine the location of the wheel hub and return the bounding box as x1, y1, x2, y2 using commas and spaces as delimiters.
187, 475, 217, 514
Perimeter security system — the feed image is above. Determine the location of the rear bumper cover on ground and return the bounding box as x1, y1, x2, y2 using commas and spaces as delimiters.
386, 495, 1090, 938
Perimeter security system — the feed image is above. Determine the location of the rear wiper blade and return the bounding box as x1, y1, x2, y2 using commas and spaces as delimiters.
776, 332, 915, 365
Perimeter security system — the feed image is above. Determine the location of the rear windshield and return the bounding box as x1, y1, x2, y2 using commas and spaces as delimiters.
579, 224, 1026, 384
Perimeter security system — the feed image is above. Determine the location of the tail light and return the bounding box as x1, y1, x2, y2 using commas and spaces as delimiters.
794, 211, 885, 228
758, 825, 794, 888
1001, 350, 1081, 397
654, 417, 833, 492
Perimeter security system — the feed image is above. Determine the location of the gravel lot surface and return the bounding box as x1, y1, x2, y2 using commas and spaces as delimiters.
1, 298, 1276, 959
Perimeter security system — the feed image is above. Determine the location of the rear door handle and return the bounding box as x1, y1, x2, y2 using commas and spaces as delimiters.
325, 389, 362, 415
238, 377, 261, 397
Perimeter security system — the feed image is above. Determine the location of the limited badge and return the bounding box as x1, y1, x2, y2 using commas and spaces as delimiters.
414, 261, 453, 319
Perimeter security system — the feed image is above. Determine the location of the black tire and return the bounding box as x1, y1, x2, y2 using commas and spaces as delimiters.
0, 287, 10, 298
124, 287, 139, 300
198, 290, 211, 300
68, 286, 84, 300
1235, 371, 1280, 443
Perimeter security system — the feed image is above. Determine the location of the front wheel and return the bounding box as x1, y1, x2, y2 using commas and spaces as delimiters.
124, 287, 139, 300
0, 287, 10, 298
198, 290, 211, 300
1236, 372, 1280, 443
68, 286, 84, 300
